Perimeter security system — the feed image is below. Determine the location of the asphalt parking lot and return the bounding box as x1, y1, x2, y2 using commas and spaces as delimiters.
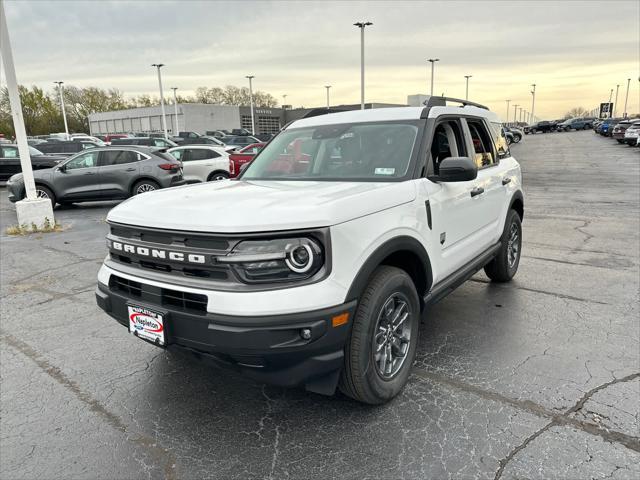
1, 131, 638, 479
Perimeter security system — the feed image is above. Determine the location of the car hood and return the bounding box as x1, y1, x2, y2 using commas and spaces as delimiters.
107, 180, 416, 233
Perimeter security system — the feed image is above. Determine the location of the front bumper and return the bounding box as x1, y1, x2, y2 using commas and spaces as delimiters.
96, 281, 356, 394
6, 179, 24, 203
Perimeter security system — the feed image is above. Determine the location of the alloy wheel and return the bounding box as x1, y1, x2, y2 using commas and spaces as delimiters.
136, 183, 156, 194
372, 293, 413, 379
507, 221, 520, 268
35, 189, 50, 199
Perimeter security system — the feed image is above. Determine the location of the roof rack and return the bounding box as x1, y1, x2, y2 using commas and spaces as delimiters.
422, 96, 489, 110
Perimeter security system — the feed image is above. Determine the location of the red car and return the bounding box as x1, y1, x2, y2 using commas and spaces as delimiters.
228, 143, 265, 178
104, 134, 129, 144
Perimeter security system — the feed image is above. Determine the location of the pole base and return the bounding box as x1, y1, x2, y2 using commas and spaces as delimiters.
15, 198, 55, 229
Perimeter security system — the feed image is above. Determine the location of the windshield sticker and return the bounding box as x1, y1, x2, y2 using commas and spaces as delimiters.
374, 167, 396, 175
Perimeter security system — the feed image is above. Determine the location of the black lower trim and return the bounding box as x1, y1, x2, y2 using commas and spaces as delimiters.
424, 241, 501, 306
96, 282, 356, 394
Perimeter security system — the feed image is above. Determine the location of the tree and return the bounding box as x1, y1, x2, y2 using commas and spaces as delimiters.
564, 107, 589, 119
0, 85, 63, 136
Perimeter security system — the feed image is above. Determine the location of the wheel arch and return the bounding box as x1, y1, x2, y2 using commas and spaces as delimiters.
509, 190, 524, 221
346, 236, 433, 311
207, 170, 230, 181
129, 176, 160, 195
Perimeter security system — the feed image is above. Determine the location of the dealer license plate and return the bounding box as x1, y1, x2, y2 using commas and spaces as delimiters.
128, 305, 165, 346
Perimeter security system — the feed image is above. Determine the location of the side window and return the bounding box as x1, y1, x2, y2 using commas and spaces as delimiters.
489, 123, 510, 160
188, 149, 216, 161
467, 120, 496, 168
82, 143, 96, 150
168, 149, 184, 161
153, 139, 168, 147
64, 143, 81, 153
65, 151, 99, 170
428, 119, 467, 176
100, 150, 140, 166
2, 146, 19, 158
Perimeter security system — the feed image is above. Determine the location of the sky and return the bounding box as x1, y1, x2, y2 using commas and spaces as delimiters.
2, 0, 639, 120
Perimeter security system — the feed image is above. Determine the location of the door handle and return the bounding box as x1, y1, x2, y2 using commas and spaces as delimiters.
125, 168, 136, 171
502, 177, 512, 186
470, 187, 485, 197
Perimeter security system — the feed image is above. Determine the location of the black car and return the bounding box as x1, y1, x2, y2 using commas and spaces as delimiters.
110, 137, 177, 148
0, 144, 65, 182
527, 121, 554, 134
35, 141, 102, 157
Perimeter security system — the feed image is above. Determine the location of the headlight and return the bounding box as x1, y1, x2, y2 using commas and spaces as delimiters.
219, 237, 324, 283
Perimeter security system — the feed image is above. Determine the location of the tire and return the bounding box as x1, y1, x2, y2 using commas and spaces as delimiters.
584, 124, 590, 130
616, 139, 624, 144
34, 185, 56, 207
506, 136, 512, 145
339, 266, 420, 404
513, 134, 521, 143
132, 179, 160, 195
484, 209, 522, 283
531, 129, 537, 134
207, 171, 229, 182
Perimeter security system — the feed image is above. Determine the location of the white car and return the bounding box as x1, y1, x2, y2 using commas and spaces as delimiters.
97, 98, 524, 404
166, 145, 230, 182
623, 121, 640, 146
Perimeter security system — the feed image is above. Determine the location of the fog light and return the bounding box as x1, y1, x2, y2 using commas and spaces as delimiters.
300, 328, 312, 340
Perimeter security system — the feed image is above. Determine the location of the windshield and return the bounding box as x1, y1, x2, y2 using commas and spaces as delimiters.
242, 121, 420, 181
29, 146, 44, 156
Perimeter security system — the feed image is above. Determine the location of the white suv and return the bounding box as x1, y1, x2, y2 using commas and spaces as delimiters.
96, 97, 524, 404
166, 145, 230, 182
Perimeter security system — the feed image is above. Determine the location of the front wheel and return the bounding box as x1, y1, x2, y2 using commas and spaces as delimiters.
207, 171, 229, 182
513, 134, 522, 143
34, 185, 56, 207
484, 209, 522, 282
339, 266, 420, 404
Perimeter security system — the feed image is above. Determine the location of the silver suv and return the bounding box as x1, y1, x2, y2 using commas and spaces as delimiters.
6, 146, 184, 206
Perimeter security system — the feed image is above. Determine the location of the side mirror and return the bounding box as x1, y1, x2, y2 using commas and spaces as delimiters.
57, 164, 67, 173
430, 156, 477, 182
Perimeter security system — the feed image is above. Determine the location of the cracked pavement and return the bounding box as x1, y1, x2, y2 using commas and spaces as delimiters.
1, 131, 639, 479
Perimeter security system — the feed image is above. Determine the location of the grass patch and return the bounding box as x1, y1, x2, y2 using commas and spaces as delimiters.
6, 218, 64, 235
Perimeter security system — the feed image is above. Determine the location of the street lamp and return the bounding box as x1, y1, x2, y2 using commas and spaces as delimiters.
325, 85, 331, 109
513, 104, 519, 125
151, 64, 168, 139
282, 94, 287, 107
246, 75, 255, 134
613, 84, 620, 117
505, 99, 511, 124
53, 81, 69, 139
428, 58, 440, 96
464, 75, 472, 100
530, 84, 536, 124
171, 87, 179, 136
623, 78, 631, 118
354, 21, 372, 110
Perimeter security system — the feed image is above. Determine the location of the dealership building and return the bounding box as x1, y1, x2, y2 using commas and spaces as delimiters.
87, 102, 408, 136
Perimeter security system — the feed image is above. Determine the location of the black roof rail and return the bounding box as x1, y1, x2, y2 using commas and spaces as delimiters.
420, 96, 489, 118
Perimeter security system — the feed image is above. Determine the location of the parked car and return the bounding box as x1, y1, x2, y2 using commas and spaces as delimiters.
556, 118, 595, 132
166, 145, 230, 182
0, 144, 65, 182
27, 138, 48, 146
95, 98, 524, 404
611, 120, 634, 143
598, 118, 622, 136
622, 121, 640, 146
527, 121, 554, 134
220, 135, 261, 150
35, 140, 102, 157
206, 130, 230, 138
110, 137, 177, 148
71, 135, 105, 144
103, 134, 130, 144
254, 133, 276, 142
503, 126, 522, 143
228, 143, 265, 178
173, 136, 227, 147
6, 146, 184, 206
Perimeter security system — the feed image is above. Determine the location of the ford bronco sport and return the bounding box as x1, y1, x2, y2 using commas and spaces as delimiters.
96, 97, 524, 404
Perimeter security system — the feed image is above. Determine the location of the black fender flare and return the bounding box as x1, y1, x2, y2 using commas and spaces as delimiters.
345, 235, 433, 304
508, 190, 524, 220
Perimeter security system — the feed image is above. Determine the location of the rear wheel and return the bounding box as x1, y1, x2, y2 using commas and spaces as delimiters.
34, 185, 56, 207
339, 266, 420, 404
531, 129, 537, 134
484, 209, 522, 283
207, 171, 229, 181
513, 133, 522, 143
132, 179, 159, 195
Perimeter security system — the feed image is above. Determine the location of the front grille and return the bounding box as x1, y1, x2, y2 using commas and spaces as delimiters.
109, 274, 208, 313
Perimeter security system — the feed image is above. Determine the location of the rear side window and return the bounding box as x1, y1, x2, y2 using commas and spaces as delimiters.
189, 149, 219, 161
488, 122, 510, 160
467, 120, 496, 168
2, 146, 19, 158
100, 150, 141, 166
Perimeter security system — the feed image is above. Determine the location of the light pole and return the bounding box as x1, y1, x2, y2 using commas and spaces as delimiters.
519, 107, 523, 123
151, 64, 168, 139
354, 21, 372, 110
613, 84, 620, 117
246, 75, 255, 134
464, 75, 472, 100
282, 94, 287, 107
623, 78, 631, 118
530, 84, 536, 124
53, 81, 69, 139
505, 99, 511, 124
513, 104, 519, 125
428, 58, 440, 96
325, 85, 331, 109
171, 87, 179, 135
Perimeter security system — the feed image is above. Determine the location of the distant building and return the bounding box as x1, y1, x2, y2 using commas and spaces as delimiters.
88, 102, 407, 136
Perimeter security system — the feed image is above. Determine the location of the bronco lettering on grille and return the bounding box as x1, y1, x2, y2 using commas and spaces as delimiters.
110, 240, 206, 264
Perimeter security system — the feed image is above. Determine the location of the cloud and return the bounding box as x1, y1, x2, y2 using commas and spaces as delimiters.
2, 0, 639, 118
